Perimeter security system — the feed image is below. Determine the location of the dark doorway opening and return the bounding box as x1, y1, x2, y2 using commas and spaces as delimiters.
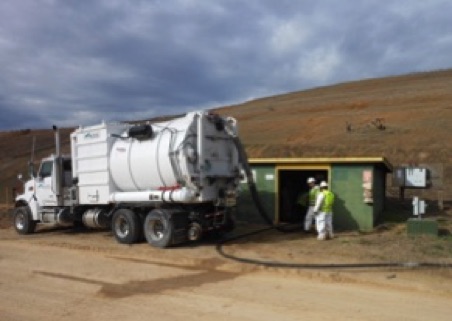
278, 169, 328, 223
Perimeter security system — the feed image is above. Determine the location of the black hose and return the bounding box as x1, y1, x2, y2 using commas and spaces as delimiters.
231, 136, 299, 232
232, 136, 274, 226
218, 135, 452, 270
216, 227, 452, 270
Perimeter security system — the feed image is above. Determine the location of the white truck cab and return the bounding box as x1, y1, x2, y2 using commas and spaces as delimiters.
15, 154, 73, 228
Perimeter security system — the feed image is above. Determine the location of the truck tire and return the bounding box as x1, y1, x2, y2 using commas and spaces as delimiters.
13, 206, 36, 235
144, 209, 174, 248
112, 209, 141, 244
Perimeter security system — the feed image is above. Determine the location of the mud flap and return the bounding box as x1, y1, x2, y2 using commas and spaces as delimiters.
170, 211, 189, 245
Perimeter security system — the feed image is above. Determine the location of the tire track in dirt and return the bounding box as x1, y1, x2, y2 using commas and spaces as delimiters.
33, 269, 241, 299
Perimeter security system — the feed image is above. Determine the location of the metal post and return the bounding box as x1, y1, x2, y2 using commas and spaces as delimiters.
53, 125, 63, 206
197, 113, 205, 193
412, 196, 419, 219
438, 190, 444, 211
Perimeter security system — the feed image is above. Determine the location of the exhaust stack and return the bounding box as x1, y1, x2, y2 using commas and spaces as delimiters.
53, 125, 61, 158
53, 125, 63, 206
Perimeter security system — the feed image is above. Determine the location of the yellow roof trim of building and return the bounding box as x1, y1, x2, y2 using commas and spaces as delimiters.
248, 157, 393, 172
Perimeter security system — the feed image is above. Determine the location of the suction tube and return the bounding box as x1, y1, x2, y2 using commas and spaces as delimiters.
222, 116, 276, 227
231, 136, 274, 226
230, 135, 299, 231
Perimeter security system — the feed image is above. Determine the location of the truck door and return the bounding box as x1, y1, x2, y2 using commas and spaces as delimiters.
35, 160, 57, 207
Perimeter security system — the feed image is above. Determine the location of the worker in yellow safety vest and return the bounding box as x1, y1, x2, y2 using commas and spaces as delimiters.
313, 181, 335, 240
303, 177, 320, 232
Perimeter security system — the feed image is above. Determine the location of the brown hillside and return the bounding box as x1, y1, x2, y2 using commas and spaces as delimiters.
0, 128, 72, 202
1, 69, 451, 203
215, 69, 452, 201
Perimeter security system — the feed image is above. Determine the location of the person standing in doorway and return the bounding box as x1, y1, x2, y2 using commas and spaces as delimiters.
302, 177, 319, 232
313, 181, 335, 240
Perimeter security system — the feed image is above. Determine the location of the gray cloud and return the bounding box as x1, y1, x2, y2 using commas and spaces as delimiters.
0, 0, 451, 129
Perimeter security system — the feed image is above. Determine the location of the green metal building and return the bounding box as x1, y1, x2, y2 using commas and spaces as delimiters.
237, 157, 393, 231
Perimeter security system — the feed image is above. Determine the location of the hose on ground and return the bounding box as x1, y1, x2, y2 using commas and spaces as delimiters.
216, 226, 452, 270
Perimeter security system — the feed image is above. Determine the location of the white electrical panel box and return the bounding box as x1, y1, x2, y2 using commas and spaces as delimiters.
405, 168, 427, 188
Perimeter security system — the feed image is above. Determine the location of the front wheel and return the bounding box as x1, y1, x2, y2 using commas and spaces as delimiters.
144, 209, 174, 248
13, 206, 36, 235
111, 209, 141, 244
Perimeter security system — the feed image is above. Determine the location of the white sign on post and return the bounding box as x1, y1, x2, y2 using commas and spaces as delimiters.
405, 168, 427, 187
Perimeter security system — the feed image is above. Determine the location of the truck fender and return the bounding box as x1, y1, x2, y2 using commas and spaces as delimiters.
15, 197, 39, 221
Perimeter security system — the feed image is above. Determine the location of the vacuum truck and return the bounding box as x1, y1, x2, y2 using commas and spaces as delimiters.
13, 111, 242, 248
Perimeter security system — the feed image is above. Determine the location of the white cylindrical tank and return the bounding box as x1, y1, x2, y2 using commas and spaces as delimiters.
109, 111, 239, 198
109, 115, 194, 191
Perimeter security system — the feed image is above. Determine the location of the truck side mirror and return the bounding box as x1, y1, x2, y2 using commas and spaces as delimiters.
28, 161, 36, 178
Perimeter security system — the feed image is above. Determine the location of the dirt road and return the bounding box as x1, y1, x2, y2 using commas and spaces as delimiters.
1, 226, 452, 321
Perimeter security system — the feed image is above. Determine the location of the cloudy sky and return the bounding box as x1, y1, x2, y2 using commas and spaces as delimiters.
1, 0, 451, 130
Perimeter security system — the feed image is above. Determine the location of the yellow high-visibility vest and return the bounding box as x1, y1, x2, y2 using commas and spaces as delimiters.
321, 190, 335, 213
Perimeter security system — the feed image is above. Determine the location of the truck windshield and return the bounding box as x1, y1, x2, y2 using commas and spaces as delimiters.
39, 161, 53, 178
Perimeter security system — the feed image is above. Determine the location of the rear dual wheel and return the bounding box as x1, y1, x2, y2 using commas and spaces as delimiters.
144, 209, 174, 248
111, 209, 142, 244
111, 208, 188, 248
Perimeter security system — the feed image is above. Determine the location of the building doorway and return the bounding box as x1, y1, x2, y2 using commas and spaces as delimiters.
278, 169, 328, 223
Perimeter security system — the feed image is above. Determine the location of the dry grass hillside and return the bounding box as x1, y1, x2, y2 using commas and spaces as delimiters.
0, 128, 72, 202
216, 69, 452, 202
0, 69, 451, 203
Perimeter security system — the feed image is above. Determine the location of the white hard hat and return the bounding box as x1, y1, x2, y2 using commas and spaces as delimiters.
307, 177, 316, 184
320, 181, 328, 188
